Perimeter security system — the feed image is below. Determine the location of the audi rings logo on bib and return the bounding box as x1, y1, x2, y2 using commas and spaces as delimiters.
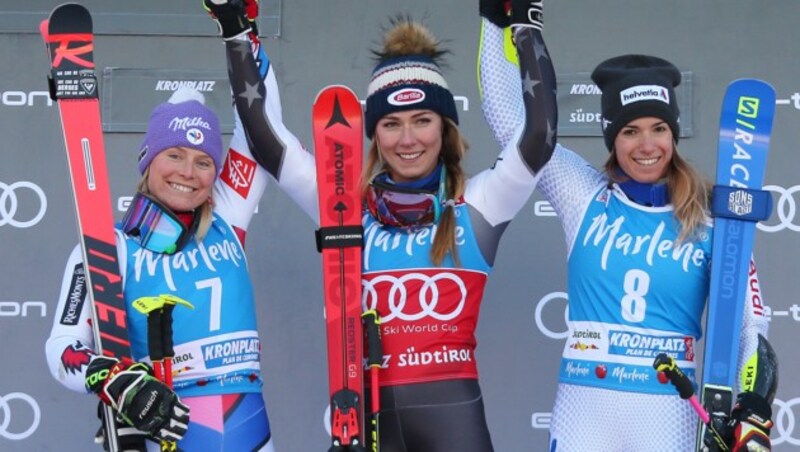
0, 392, 41, 440
0, 181, 47, 228
363, 272, 467, 323
388, 88, 425, 106
773, 397, 800, 446
759, 185, 800, 233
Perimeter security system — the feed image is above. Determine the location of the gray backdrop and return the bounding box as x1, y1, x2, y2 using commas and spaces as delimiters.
1, 1, 799, 450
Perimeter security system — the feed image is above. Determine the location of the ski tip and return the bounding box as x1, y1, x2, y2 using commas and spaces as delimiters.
313, 84, 359, 105
727, 78, 777, 97
39, 19, 49, 41
46, 3, 93, 35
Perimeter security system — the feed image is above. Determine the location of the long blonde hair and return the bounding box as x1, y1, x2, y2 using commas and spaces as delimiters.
605, 144, 710, 244
136, 169, 214, 242
361, 117, 468, 266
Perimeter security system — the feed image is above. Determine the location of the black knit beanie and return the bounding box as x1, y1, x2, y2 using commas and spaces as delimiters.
591, 54, 681, 151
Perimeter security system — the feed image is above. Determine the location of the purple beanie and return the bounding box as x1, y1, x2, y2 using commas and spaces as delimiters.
137, 87, 224, 175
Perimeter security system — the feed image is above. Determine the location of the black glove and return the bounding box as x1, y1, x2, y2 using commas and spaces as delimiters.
510, 0, 543, 31
204, 0, 259, 40
86, 357, 190, 443
729, 392, 773, 452
480, 0, 510, 28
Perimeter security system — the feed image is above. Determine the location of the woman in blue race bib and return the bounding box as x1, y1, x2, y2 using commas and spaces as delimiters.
47, 86, 277, 451
478, 1, 778, 450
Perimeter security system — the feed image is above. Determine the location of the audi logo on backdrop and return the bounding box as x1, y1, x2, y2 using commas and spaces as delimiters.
0, 301, 46, 318
0, 181, 47, 228
773, 397, 800, 446
534, 291, 569, 340
534, 201, 556, 217
759, 185, 800, 233
0, 392, 41, 440
0, 90, 52, 107
362, 273, 467, 322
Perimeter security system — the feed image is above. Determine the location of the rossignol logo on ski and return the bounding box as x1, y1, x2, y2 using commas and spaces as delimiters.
79, 70, 96, 95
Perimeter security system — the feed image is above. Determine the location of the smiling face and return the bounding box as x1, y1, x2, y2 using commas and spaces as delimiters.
613, 116, 675, 183
145, 146, 216, 212
374, 109, 443, 183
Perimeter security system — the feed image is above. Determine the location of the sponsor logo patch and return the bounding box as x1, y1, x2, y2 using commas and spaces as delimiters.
220, 148, 256, 199
619, 84, 670, 106
388, 88, 425, 106
60, 263, 86, 325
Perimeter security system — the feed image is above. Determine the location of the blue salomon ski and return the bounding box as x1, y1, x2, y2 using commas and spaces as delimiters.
699, 79, 775, 450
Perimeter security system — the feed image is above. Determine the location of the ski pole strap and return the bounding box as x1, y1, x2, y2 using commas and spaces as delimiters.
316, 225, 364, 252
711, 185, 773, 222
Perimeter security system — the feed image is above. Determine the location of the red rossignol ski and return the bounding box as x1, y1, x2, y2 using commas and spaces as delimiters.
313, 85, 367, 451
42, 4, 131, 451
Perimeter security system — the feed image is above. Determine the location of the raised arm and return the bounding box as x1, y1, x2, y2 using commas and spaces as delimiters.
206, 0, 320, 223
467, 0, 557, 227
478, 0, 557, 170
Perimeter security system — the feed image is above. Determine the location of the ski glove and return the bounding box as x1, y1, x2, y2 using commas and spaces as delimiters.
510, 0, 543, 31
86, 356, 190, 443
729, 392, 773, 452
480, 0, 510, 28
204, 0, 259, 40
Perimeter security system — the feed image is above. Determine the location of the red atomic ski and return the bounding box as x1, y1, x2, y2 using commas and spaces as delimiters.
313, 85, 367, 452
